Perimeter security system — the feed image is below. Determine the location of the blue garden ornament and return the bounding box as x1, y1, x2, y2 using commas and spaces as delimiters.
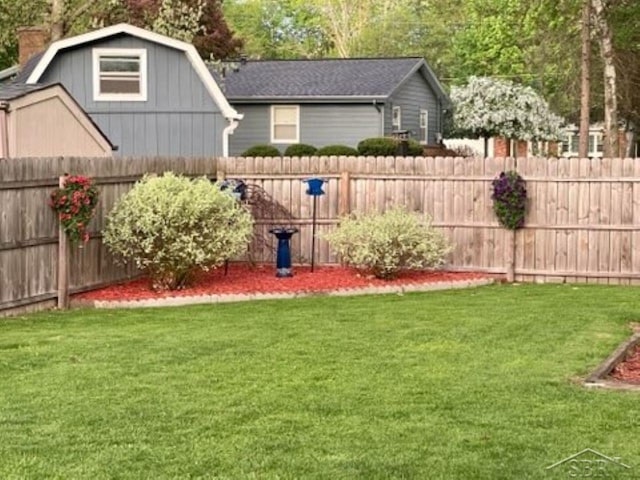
269, 227, 299, 277
304, 177, 325, 196
302, 177, 326, 272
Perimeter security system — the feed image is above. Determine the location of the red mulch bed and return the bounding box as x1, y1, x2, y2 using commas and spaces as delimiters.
74, 264, 489, 301
610, 343, 640, 384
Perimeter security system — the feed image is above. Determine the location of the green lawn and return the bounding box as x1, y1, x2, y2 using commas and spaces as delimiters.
1, 284, 639, 479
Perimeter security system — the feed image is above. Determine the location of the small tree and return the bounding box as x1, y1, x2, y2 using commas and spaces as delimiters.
450, 76, 564, 157
103, 173, 253, 290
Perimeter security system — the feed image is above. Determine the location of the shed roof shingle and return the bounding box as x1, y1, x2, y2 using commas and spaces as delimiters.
213, 57, 427, 99
0, 82, 52, 101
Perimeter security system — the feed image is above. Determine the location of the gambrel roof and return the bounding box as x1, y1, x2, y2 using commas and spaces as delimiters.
14, 23, 240, 120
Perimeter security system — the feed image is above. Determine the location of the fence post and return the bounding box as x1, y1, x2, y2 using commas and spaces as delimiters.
506, 229, 516, 282
57, 175, 69, 309
338, 171, 350, 216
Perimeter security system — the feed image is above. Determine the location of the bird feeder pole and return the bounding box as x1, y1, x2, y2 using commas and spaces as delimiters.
303, 178, 325, 272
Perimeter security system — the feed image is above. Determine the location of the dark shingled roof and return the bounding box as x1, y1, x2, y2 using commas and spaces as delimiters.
0, 82, 53, 101
12, 51, 45, 84
212, 57, 436, 100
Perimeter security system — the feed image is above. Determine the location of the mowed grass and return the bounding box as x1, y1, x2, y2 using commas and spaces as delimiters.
1, 284, 639, 479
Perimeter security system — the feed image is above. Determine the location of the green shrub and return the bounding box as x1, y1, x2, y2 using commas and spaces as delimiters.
103, 173, 254, 290
284, 143, 318, 156
324, 206, 451, 279
242, 145, 281, 157
407, 138, 424, 156
357, 137, 424, 156
316, 144, 358, 156
357, 137, 397, 156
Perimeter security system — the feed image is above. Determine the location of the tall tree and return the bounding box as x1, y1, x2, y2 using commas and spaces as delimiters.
578, 0, 591, 157
0, 0, 241, 70
101, 0, 243, 59
223, 0, 327, 58
591, 0, 618, 157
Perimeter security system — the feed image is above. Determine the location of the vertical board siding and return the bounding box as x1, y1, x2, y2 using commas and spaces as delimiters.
0, 156, 217, 313
219, 156, 640, 283
40, 35, 224, 156
3, 156, 640, 314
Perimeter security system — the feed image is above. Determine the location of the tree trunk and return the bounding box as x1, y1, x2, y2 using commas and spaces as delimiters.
578, 0, 591, 158
591, 0, 619, 158
50, 0, 65, 41
625, 121, 636, 157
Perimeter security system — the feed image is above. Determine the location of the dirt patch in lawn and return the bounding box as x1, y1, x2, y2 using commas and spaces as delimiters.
74, 264, 490, 301
585, 327, 640, 389
610, 343, 640, 384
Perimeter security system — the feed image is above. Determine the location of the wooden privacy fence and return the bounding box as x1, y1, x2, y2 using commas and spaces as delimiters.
218, 155, 640, 285
0, 156, 217, 314
2, 155, 640, 315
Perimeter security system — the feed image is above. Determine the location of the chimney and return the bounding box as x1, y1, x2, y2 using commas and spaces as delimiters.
17, 26, 47, 65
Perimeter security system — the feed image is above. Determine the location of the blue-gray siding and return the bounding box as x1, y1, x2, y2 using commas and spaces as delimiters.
230, 104, 382, 155
40, 34, 226, 156
386, 70, 440, 143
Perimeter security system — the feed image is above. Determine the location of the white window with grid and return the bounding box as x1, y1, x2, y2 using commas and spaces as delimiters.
93, 48, 147, 101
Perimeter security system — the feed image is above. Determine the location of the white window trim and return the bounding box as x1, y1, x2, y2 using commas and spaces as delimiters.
419, 109, 429, 144
561, 131, 604, 158
92, 48, 147, 102
270, 105, 300, 144
392, 106, 402, 130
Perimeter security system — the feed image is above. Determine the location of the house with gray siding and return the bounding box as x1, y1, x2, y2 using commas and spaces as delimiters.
215, 58, 449, 156
13, 24, 241, 156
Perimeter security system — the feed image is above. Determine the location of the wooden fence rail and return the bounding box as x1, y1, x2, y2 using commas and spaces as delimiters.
218, 155, 640, 285
2, 155, 639, 316
0, 156, 217, 314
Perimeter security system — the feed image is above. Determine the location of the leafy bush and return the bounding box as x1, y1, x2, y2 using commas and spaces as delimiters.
284, 143, 317, 156
357, 137, 397, 156
103, 173, 253, 290
357, 137, 424, 156
407, 138, 424, 156
324, 206, 451, 279
491, 171, 527, 230
242, 144, 281, 157
316, 144, 358, 156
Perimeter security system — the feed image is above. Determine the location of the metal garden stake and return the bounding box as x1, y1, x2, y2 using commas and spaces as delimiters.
303, 177, 325, 272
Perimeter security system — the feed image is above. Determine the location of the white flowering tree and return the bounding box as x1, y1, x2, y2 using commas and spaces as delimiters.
450, 76, 565, 157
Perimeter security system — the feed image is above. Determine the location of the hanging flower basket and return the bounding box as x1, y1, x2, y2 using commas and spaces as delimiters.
49, 175, 99, 243
491, 171, 527, 230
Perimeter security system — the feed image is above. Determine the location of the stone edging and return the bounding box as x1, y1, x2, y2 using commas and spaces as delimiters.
72, 278, 495, 310
584, 331, 640, 390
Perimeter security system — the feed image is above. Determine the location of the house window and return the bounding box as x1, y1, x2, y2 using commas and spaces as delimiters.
93, 48, 147, 101
562, 131, 604, 157
419, 109, 428, 144
392, 106, 401, 130
271, 105, 299, 143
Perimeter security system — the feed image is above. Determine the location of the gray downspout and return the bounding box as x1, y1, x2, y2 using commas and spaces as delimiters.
0, 102, 9, 158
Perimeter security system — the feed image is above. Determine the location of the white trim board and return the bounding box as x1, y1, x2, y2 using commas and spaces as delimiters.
25, 23, 240, 120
